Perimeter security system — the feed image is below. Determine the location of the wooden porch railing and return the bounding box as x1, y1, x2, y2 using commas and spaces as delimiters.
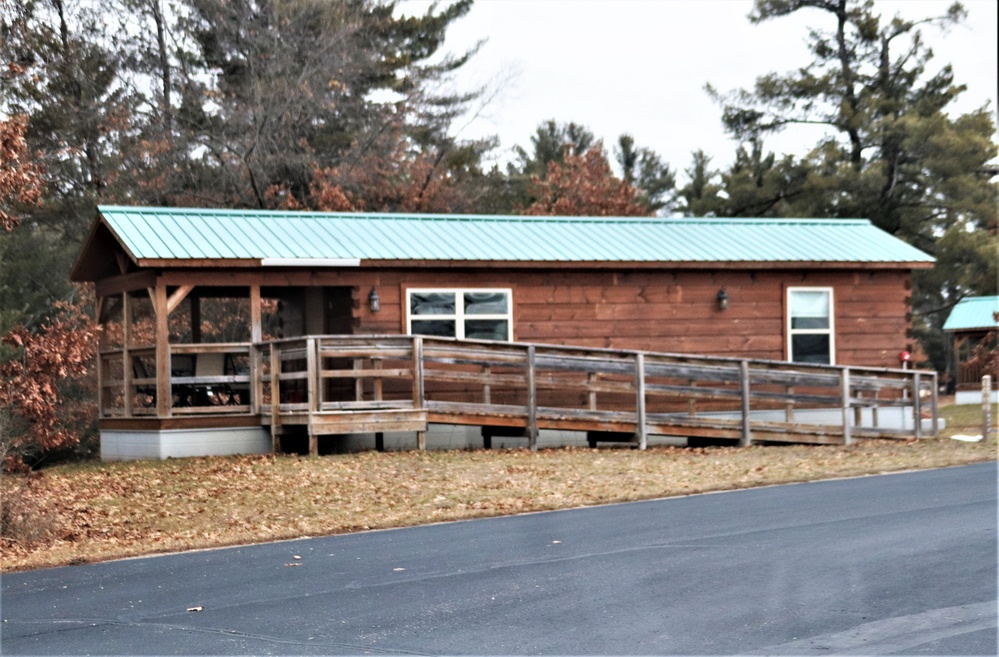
99, 342, 253, 417
957, 359, 999, 390
99, 335, 938, 449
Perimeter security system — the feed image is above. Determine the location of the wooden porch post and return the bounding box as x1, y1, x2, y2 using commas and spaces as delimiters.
122, 293, 132, 418
739, 360, 751, 447
270, 344, 281, 453
250, 285, 262, 415
413, 336, 426, 450
951, 335, 960, 395
96, 295, 106, 418
841, 367, 852, 445
306, 337, 318, 456
526, 344, 538, 452
154, 284, 171, 418
930, 371, 939, 437
635, 352, 647, 450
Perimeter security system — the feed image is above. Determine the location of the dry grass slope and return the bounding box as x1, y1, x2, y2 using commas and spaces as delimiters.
2, 403, 995, 573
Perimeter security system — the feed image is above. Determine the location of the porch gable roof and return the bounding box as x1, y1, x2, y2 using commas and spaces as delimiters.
72, 205, 934, 281
943, 296, 999, 332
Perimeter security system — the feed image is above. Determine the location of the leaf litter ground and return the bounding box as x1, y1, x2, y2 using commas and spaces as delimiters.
2, 403, 995, 572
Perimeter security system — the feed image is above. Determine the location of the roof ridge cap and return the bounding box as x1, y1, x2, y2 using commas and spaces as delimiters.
97, 206, 873, 226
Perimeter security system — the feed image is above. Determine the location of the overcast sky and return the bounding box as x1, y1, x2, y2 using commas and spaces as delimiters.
402, 0, 999, 179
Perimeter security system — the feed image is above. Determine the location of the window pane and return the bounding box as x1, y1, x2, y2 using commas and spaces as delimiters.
791, 334, 830, 364
790, 290, 830, 319
410, 292, 455, 316
465, 319, 508, 341
411, 319, 456, 337
791, 316, 830, 330
464, 292, 508, 315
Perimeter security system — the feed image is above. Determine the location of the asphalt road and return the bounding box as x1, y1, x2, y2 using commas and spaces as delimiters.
2, 461, 996, 655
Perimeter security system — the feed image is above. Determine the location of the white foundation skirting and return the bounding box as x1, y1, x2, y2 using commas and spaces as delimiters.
101, 426, 271, 461
955, 390, 999, 405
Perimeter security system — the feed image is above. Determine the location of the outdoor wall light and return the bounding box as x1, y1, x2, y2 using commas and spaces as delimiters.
368, 287, 381, 313
717, 288, 729, 310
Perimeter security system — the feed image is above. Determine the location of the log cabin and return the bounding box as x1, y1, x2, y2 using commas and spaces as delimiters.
71, 206, 938, 459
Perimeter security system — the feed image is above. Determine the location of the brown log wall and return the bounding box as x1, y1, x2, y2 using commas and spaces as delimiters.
152, 265, 913, 370
352, 268, 912, 370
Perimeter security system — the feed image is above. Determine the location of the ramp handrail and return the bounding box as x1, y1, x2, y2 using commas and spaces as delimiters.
253, 335, 938, 450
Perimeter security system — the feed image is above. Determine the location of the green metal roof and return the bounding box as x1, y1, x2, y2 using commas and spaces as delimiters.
91, 205, 935, 266
943, 296, 999, 332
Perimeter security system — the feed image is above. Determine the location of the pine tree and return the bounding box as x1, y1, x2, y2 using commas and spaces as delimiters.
708, 0, 998, 368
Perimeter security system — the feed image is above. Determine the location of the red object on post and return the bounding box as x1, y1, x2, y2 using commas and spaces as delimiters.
899, 350, 911, 370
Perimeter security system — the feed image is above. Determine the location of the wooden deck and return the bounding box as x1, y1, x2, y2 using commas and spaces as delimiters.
99, 335, 939, 455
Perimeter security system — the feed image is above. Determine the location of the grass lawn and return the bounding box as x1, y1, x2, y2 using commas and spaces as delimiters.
2, 402, 995, 573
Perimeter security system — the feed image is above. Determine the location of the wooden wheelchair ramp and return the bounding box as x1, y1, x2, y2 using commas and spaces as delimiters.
257, 335, 939, 455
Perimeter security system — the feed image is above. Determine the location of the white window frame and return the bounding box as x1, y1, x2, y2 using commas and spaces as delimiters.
406, 288, 513, 341
786, 287, 836, 364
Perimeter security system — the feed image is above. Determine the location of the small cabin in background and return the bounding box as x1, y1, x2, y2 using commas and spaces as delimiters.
71, 206, 937, 459
943, 295, 999, 404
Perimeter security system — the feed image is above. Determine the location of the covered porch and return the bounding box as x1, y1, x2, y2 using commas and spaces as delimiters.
943, 296, 999, 404
91, 271, 374, 458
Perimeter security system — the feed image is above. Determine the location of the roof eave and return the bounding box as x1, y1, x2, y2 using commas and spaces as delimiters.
129, 258, 935, 270
943, 326, 998, 333
135, 258, 362, 268
356, 259, 935, 270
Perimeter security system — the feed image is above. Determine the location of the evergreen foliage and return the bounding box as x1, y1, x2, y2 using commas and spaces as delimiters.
703, 0, 997, 368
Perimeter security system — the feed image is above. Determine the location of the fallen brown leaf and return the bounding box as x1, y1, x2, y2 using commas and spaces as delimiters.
1, 403, 994, 573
